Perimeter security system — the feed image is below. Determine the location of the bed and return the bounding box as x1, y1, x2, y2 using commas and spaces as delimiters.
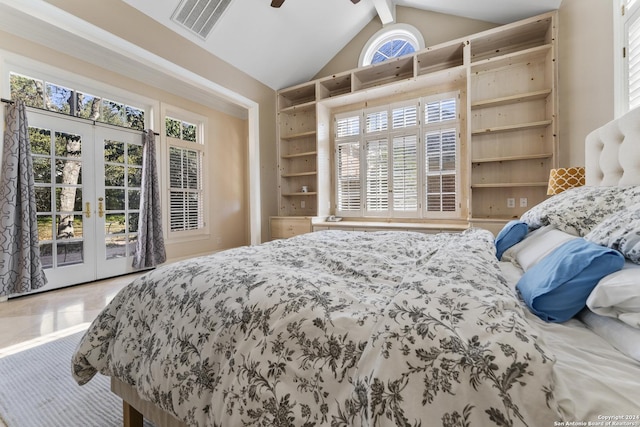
72, 108, 640, 427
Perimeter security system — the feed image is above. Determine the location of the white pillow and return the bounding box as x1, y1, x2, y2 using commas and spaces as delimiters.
502, 225, 579, 271
578, 309, 640, 362
587, 261, 640, 329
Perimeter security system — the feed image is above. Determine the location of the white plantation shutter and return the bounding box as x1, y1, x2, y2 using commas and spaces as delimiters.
392, 134, 418, 212
336, 115, 360, 138
335, 114, 363, 215
392, 105, 417, 129
366, 110, 388, 133
425, 129, 457, 213
423, 93, 458, 216
333, 92, 459, 218
365, 138, 389, 213
168, 145, 203, 231
336, 141, 361, 212
388, 102, 419, 215
425, 98, 457, 123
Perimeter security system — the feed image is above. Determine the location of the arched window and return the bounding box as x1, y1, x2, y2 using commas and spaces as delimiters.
359, 24, 425, 67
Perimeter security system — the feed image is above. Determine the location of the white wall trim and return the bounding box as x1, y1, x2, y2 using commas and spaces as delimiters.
614, 0, 626, 117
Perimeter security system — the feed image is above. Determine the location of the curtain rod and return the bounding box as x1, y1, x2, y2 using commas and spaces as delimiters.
2, 98, 158, 135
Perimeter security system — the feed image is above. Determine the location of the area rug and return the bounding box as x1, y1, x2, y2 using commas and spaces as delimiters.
0, 326, 154, 427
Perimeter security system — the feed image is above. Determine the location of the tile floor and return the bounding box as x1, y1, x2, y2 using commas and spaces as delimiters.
0, 273, 144, 350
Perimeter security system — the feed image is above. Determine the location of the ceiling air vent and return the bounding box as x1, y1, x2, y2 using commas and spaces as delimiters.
171, 0, 232, 39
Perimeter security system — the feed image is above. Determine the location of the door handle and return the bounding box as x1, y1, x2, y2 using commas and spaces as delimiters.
98, 197, 104, 218
84, 202, 91, 218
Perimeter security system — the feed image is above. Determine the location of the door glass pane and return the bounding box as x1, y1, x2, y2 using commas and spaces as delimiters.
33, 158, 51, 183
104, 140, 125, 163
105, 213, 126, 234
55, 159, 82, 185
56, 214, 83, 239
128, 167, 142, 187
35, 187, 52, 212
30, 128, 51, 155
127, 144, 142, 163
105, 189, 126, 210
128, 213, 139, 233
38, 215, 54, 268
128, 234, 138, 255
57, 241, 83, 266
39, 243, 53, 269
55, 187, 82, 212
104, 165, 125, 186
30, 125, 85, 270
37, 215, 54, 242
106, 235, 126, 260
103, 138, 143, 260
128, 190, 140, 209
55, 132, 82, 157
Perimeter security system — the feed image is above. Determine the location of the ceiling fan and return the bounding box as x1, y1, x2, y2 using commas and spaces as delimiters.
271, 0, 360, 7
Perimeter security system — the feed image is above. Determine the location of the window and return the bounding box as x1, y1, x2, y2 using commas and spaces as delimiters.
9, 72, 145, 130
334, 92, 460, 219
165, 115, 206, 235
359, 24, 425, 67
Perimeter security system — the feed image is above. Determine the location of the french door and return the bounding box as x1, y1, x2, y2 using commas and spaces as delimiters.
28, 111, 143, 291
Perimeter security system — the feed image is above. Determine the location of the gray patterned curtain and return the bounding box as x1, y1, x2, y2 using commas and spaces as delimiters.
132, 130, 166, 268
0, 100, 47, 296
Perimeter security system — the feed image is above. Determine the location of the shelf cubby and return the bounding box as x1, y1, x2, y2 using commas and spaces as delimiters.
278, 82, 316, 109
318, 72, 352, 99
469, 15, 554, 63
281, 151, 317, 159
471, 89, 552, 109
471, 119, 553, 135
352, 55, 415, 91
416, 42, 465, 76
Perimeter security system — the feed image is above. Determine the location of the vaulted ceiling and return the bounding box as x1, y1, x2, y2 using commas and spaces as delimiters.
122, 0, 563, 90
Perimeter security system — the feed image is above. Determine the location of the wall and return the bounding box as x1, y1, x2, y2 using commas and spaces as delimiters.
558, 0, 615, 167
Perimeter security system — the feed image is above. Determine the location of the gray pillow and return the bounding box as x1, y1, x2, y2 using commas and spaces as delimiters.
585, 203, 640, 264
520, 186, 640, 236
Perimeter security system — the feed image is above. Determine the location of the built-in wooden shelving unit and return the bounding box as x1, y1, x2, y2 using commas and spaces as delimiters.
273, 11, 558, 238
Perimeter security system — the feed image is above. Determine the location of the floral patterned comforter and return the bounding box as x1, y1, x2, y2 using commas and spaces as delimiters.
72, 229, 560, 426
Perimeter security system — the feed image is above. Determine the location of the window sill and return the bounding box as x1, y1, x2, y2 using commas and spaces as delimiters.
312, 219, 469, 233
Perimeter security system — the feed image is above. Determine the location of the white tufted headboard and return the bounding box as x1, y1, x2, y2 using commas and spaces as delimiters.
585, 107, 640, 186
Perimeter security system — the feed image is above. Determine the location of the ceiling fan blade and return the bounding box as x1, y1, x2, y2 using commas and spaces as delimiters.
271, 0, 285, 7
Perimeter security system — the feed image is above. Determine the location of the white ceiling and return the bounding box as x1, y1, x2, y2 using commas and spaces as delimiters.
123, 0, 562, 90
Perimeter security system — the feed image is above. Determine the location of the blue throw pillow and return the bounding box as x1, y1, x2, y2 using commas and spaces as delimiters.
516, 239, 625, 323
495, 220, 529, 260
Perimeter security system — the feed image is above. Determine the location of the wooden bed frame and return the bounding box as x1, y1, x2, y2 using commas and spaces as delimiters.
111, 378, 186, 427
111, 106, 640, 426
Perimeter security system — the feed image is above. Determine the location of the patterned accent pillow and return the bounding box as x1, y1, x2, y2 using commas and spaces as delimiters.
520, 186, 640, 236
517, 238, 625, 322
494, 220, 528, 260
585, 203, 640, 264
